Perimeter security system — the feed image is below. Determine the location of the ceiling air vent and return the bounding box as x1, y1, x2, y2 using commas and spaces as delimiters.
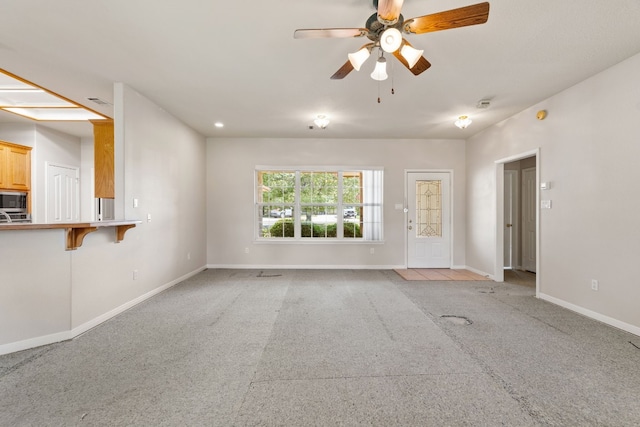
476, 99, 491, 109
86, 97, 112, 106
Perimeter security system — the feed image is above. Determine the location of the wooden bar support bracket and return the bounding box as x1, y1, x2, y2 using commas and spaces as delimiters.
66, 227, 98, 250
116, 224, 136, 243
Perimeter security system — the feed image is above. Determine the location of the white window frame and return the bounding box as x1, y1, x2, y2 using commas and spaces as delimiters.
255, 166, 384, 243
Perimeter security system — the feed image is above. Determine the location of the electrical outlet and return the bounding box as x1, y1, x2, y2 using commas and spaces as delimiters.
244, 247, 249, 254
187, 252, 191, 260
133, 269, 138, 280
591, 279, 599, 291
370, 247, 375, 255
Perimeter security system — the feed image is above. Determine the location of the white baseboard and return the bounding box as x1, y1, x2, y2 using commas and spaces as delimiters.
206, 264, 405, 270
0, 330, 72, 356
71, 266, 207, 338
539, 293, 640, 337
0, 266, 207, 356
462, 265, 495, 280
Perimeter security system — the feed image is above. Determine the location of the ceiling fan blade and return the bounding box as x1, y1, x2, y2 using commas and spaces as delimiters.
404, 2, 490, 35
330, 60, 355, 80
294, 28, 368, 39
377, 0, 404, 25
393, 41, 431, 76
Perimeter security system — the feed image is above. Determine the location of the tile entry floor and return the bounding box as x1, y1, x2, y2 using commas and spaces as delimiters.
394, 268, 491, 281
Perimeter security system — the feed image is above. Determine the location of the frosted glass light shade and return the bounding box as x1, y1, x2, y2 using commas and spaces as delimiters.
370, 57, 388, 81
348, 47, 371, 71
314, 115, 330, 129
380, 28, 402, 53
400, 44, 424, 69
454, 115, 472, 129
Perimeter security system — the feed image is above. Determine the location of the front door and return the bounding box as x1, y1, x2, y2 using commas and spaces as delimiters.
407, 172, 451, 268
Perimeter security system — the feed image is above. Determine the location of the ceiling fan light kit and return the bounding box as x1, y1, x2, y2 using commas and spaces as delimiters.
370, 56, 389, 81
294, 0, 490, 87
348, 46, 372, 71
399, 44, 423, 69
380, 28, 402, 53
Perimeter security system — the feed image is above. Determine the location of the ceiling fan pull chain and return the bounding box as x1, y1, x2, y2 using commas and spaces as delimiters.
377, 79, 381, 103
391, 59, 395, 95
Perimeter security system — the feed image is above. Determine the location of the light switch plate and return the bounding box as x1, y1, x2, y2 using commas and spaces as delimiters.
541, 200, 552, 209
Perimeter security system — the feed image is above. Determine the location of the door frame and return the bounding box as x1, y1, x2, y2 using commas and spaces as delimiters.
404, 169, 454, 268
494, 149, 540, 295
503, 169, 519, 270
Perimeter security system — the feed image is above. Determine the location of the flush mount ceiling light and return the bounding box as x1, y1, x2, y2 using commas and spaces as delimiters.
0, 69, 109, 121
454, 115, 472, 129
313, 115, 330, 129
214, 122, 224, 128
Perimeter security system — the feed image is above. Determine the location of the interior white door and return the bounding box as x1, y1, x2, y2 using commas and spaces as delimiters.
522, 167, 536, 272
503, 170, 517, 269
407, 172, 451, 268
46, 164, 79, 223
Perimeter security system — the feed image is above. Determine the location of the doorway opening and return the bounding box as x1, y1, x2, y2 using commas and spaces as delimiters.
495, 150, 540, 295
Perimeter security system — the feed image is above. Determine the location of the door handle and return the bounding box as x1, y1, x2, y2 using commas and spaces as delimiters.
408, 225, 413, 230
506, 224, 513, 228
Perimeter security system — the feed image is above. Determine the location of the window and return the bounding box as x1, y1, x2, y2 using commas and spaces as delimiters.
256, 168, 383, 241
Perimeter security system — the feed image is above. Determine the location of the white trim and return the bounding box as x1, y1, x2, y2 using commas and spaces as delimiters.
463, 265, 495, 280
71, 266, 206, 337
0, 266, 207, 356
0, 330, 72, 356
207, 264, 404, 270
539, 293, 640, 337
255, 165, 385, 172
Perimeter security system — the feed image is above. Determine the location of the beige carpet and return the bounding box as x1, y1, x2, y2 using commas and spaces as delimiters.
394, 268, 491, 281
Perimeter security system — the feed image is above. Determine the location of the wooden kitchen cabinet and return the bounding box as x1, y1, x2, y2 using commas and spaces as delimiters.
0, 140, 32, 191
92, 119, 114, 199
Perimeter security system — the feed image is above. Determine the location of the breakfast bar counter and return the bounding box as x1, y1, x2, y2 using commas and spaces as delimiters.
0, 220, 141, 250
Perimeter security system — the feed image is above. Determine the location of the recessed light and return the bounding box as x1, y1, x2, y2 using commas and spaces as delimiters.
214, 122, 224, 128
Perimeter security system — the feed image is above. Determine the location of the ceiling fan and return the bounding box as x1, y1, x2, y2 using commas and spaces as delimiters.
294, 0, 490, 80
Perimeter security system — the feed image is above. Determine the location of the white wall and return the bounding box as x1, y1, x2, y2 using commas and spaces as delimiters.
0, 84, 208, 354
466, 51, 640, 334
207, 138, 466, 268
70, 83, 208, 329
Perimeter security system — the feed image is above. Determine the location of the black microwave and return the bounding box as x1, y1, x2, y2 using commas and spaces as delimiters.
0, 191, 28, 212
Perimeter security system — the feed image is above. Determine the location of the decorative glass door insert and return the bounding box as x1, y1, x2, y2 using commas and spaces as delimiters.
416, 180, 442, 238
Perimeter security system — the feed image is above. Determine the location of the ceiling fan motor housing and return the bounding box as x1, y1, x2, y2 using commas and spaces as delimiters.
366, 12, 404, 42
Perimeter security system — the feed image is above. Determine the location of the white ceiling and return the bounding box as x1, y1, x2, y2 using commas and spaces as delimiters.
1, 0, 640, 140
